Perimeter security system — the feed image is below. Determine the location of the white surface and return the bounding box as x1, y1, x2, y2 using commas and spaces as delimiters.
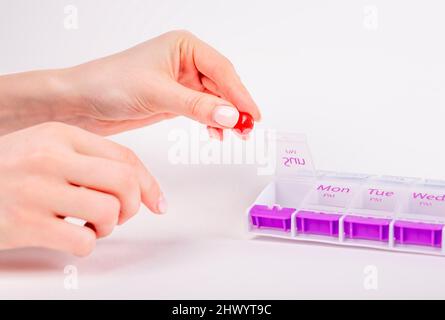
2, 0, 445, 299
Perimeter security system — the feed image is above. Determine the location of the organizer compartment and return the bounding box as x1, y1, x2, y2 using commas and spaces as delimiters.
343, 216, 391, 242
250, 205, 295, 232
296, 211, 341, 237
394, 220, 443, 248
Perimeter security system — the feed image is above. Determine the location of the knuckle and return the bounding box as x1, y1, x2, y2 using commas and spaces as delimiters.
115, 164, 141, 215
187, 94, 207, 120
127, 196, 141, 217
73, 230, 96, 257
119, 146, 139, 166
27, 149, 63, 171
166, 29, 194, 40
97, 195, 120, 226
105, 195, 121, 216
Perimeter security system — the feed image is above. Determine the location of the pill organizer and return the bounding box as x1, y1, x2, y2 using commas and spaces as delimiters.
247, 132, 445, 256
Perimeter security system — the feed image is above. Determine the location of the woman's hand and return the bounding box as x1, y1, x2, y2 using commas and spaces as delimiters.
0, 30, 260, 138
61, 30, 261, 136
0, 122, 165, 256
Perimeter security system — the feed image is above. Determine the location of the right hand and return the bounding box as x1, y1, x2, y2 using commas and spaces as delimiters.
0, 122, 164, 256
59, 30, 261, 137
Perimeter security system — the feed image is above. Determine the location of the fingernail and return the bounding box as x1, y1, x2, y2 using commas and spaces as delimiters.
213, 105, 239, 128
157, 195, 168, 214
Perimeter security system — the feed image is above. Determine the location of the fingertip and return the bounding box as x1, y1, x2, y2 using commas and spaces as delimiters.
244, 99, 261, 122
207, 126, 224, 141
141, 178, 166, 215
157, 194, 168, 214
142, 193, 167, 215
253, 108, 262, 122
212, 105, 239, 128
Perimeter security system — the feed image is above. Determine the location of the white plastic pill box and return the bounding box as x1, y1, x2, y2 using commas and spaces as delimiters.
247, 132, 445, 256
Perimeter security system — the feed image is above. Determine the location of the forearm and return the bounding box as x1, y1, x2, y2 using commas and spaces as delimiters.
0, 69, 82, 135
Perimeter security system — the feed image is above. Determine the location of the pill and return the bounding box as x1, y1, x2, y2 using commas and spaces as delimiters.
233, 112, 254, 135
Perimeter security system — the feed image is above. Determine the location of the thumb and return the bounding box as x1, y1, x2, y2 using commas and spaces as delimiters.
165, 81, 240, 128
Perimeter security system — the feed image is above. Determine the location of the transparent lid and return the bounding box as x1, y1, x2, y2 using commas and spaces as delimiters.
303, 172, 367, 211
273, 131, 315, 179
399, 179, 445, 222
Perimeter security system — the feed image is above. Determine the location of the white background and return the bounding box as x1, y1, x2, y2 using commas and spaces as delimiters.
1, 0, 445, 299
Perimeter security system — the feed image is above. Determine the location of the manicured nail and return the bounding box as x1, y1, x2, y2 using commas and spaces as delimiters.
213, 105, 239, 128
157, 195, 168, 214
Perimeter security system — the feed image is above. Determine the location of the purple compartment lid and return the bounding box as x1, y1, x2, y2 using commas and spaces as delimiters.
250, 205, 296, 219
394, 220, 443, 231
297, 210, 342, 221
344, 215, 391, 226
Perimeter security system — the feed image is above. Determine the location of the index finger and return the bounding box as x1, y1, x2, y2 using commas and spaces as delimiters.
188, 35, 261, 121
62, 125, 164, 218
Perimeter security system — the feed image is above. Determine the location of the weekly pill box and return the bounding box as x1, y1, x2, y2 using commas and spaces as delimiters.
247, 132, 445, 256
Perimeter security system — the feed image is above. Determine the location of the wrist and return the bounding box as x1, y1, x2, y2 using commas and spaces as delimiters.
0, 69, 85, 134
43, 68, 86, 122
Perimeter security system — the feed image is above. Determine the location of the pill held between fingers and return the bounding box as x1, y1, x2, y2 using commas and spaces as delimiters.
233, 112, 254, 136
